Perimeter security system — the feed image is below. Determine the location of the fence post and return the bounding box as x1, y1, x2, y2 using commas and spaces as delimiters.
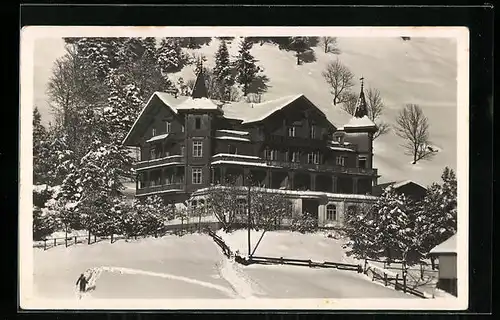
364, 259, 367, 273
111, 233, 114, 243
54, 238, 56, 247
88, 230, 91, 245
44, 239, 47, 251
395, 273, 399, 290
65, 236, 68, 248
74, 236, 77, 245
384, 273, 388, 286
403, 273, 407, 293
280, 257, 284, 265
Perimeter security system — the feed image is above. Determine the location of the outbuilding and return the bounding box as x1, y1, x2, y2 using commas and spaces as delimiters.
428, 234, 457, 296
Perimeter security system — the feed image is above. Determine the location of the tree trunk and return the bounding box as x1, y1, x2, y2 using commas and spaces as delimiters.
296, 53, 300, 65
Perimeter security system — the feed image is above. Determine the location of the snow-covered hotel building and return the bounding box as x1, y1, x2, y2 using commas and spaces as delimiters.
123, 71, 380, 227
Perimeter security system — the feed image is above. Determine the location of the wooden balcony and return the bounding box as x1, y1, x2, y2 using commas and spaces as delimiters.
136, 183, 184, 196
265, 134, 327, 149
134, 155, 185, 171
210, 154, 377, 176
264, 160, 378, 176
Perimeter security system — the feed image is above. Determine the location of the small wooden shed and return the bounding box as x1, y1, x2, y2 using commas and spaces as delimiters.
429, 234, 457, 296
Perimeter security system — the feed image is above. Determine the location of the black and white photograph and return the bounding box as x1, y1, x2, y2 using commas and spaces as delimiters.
19, 26, 469, 310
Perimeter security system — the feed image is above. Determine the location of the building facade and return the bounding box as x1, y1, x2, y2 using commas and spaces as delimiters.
123, 71, 380, 226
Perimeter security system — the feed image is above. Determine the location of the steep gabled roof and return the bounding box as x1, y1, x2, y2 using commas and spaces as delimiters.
429, 234, 457, 255
373, 180, 427, 196
122, 92, 186, 146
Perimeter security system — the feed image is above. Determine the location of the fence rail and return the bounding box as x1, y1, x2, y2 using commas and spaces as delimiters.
34, 221, 221, 251
364, 260, 428, 299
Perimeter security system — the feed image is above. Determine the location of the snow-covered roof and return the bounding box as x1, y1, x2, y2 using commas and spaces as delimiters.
343, 115, 377, 129
216, 129, 249, 136
123, 91, 361, 146
329, 146, 355, 152
429, 234, 457, 255
145, 133, 169, 143
392, 180, 427, 190
212, 153, 261, 160
193, 185, 379, 201
135, 162, 184, 171
175, 97, 220, 110
210, 160, 281, 168
221, 94, 305, 124
215, 136, 251, 142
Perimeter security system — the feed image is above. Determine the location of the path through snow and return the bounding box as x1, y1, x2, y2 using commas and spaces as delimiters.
77, 266, 238, 300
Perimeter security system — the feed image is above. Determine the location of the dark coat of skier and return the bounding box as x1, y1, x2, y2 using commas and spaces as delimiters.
76, 273, 88, 293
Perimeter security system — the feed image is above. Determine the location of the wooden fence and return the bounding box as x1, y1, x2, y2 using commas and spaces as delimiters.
34, 221, 222, 251
363, 258, 429, 299
205, 228, 362, 272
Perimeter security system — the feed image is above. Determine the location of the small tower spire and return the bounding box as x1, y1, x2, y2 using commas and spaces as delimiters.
354, 76, 368, 118
191, 62, 208, 99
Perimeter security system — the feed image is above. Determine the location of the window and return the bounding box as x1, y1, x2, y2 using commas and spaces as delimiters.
308, 151, 320, 164
181, 146, 185, 156
358, 155, 367, 168
181, 124, 185, 132
193, 140, 203, 157
195, 117, 201, 129
310, 125, 316, 139
270, 149, 279, 161
291, 151, 300, 163
165, 121, 171, 133
326, 204, 337, 221
192, 168, 202, 184
152, 127, 157, 137
336, 156, 345, 166
288, 126, 296, 137
149, 146, 156, 160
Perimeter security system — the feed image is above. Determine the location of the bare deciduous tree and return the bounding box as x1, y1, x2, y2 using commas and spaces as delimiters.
340, 87, 390, 140
366, 88, 390, 139
395, 104, 437, 164
319, 37, 340, 54
322, 59, 355, 105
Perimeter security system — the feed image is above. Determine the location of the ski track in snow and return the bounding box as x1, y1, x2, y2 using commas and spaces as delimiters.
77, 266, 238, 300
216, 256, 263, 299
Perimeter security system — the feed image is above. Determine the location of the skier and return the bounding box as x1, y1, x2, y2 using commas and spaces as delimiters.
76, 273, 88, 298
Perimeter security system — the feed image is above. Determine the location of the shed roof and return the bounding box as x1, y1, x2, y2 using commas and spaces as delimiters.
429, 234, 457, 255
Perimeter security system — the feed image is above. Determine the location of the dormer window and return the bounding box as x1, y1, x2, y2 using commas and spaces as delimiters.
152, 127, 157, 137
288, 126, 296, 137
336, 156, 345, 166
165, 121, 171, 133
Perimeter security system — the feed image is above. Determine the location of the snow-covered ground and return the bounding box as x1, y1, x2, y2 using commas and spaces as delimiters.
33, 232, 413, 300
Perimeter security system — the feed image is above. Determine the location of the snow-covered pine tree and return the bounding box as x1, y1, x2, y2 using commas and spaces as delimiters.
288, 36, 311, 65
33, 107, 53, 185
235, 38, 260, 96
213, 39, 234, 101
343, 203, 379, 259
417, 167, 457, 254
157, 38, 185, 73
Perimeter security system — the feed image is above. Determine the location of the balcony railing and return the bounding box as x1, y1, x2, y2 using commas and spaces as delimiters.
266, 134, 327, 148
134, 155, 185, 171
136, 183, 184, 196
210, 155, 377, 176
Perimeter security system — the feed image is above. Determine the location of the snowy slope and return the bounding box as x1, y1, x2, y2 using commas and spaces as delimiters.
33, 232, 412, 300
34, 37, 457, 186
171, 37, 457, 187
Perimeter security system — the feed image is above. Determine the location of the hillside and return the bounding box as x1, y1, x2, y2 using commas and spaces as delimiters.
170, 37, 457, 186
34, 37, 457, 187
